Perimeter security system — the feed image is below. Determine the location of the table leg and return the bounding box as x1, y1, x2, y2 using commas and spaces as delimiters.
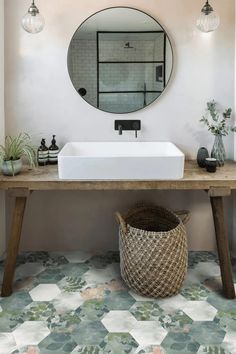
210, 196, 235, 299
1, 196, 27, 297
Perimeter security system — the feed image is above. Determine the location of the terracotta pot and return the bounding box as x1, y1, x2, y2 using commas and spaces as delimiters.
2, 159, 22, 176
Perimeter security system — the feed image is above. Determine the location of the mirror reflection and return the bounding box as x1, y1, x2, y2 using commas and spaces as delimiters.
68, 7, 173, 114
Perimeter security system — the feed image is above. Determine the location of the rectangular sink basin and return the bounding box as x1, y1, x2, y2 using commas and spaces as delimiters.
58, 142, 185, 180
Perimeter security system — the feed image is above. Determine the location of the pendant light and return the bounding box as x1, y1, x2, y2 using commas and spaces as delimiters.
196, 1, 220, 33
22, 0, 45, 34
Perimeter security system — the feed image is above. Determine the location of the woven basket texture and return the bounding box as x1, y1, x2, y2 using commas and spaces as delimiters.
118, 205, 188, 298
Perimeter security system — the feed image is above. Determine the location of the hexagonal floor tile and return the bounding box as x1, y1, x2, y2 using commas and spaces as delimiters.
15, 263, 45, 280
12, 321, 50, 347
29, 284, 61, 301
157, 294, 188, 313
102, 311, 137, 332
76, 299, 109, 321
130, 321, 167, 347
71, 321, 108, 345
104, 290, 135, 310
64, 251, 93, 263
0, 333, 17, 354
23, 301, 56, 321
12, 346, 41, 354
161, 332, 200, 353
207, 292, 236, 312
52, 292, 84, 314
100, 333, 138, 353
197, 344, 231, 354
182, 301, 217, 321
184, 262, 220, 286
189, 321, 226, 345
34, 268, 65, 284
39, 332, 77, 353
130, 301, 163, 321
223, 331, 236, 354
135, 345, 166, 354
84, 263, 121, 286
181, 284, 210, 301
0, 291, 32, 312
129, 291, 154, 302
59, 263, 89, 278
71, 345, 102, 353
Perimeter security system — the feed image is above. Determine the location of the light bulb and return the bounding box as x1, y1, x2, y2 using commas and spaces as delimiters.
22, 1, 45, 34
196, 1, 220, 33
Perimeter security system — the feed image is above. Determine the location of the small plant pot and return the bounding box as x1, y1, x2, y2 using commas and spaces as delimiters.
2, 159, 22, 176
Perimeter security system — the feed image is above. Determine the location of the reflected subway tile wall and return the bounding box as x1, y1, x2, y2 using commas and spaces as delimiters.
68, 36, 165, 112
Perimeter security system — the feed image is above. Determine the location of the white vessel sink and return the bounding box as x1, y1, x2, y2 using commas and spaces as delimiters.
58, 142, 184, 180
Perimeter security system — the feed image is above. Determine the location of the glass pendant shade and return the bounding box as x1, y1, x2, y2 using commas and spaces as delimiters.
22, 1, 45, 34
196, 1, 220, 33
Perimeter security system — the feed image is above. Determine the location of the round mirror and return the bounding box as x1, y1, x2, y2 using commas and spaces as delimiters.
67, 7, 173, 114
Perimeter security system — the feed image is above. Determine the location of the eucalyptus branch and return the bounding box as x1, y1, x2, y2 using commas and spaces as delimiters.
200, 100, 235, 136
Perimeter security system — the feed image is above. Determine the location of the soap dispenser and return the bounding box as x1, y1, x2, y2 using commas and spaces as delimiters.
37, 139, 49, 166
49, 135, 59, 165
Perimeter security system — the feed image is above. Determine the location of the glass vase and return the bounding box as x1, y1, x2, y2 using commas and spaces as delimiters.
211, 134, 226, 167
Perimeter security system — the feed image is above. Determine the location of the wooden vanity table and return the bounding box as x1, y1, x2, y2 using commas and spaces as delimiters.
0, 160, 236, 299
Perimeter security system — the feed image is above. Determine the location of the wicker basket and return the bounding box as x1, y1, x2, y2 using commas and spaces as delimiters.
115, 205, 189, 298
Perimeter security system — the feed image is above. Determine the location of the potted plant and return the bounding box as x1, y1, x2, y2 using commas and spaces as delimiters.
200, 100, 236, 166
0, 133, 36, 176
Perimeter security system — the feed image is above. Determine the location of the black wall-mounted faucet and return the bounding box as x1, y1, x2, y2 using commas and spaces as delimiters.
115, 120, 141, 138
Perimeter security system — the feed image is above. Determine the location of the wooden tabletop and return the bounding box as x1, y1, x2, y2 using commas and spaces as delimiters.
0, 160, 236, 191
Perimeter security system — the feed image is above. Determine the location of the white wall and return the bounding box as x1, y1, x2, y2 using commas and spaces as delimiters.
0, 0, 5, 257
4, 0, 235, 252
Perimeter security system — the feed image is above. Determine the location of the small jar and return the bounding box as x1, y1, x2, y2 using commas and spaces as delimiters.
205, 158, 217, 173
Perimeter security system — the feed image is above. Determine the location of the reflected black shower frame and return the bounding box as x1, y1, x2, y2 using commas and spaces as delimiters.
96, 31, 167, 109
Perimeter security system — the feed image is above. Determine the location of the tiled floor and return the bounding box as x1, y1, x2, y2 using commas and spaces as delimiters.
0, 251, 236, 354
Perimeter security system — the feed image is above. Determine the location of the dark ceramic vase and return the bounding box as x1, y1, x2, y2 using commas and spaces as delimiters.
197, 147, 209, 168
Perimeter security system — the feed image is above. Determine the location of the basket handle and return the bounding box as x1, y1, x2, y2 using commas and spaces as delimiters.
115, 212, 128, 234
174, 210, 190, 225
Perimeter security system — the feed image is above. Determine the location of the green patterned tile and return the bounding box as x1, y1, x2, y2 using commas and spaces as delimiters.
130, 301, 163, 321
76, 299, 109, 321
188, 322, 226, 345
214, 310, 236, 332
39, 332, 77, 353
59, 263, 90, 278
71, 345, 102, 354
104, 290, 135, 310
0, 301, 57, 331
197, 345, 231, 354
188, 252, 218, 269
100, 333, 138, 354
0, 291, 32, 312
58, 276, 87, 293
34, 268, 65, 284
16, 251, 68, 267
161, 332, 200, 353
137, 346, 166, 354
88, 252, 120, 269
0, 310, 21, 331
47, 310, 81, 332
12, 347, 41, 354
158, 310, 193, 330
181, 285, 210, 301
207, 292, 236, 312
71, 320, 108, 345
